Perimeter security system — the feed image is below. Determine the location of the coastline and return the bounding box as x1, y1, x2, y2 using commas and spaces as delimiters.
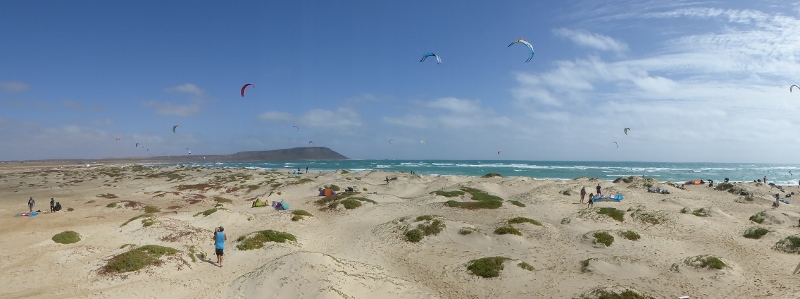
1, 163, 799, 298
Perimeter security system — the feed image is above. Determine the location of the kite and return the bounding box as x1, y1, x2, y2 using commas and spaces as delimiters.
791, 85, 800, 92
116, 138, 120, 141
172, 125, 179, 133
241, 84, 254, 97
497, 150, 502, 155
420, 53, 441, 64
419, 140, 425, 144
389, 139, 394, 144
624, 128, 631, 135
135, 143, 139, 147
508, 39, 534, 62
613, 141, 618, 148
308, 141, 313, 144
293, 126, 300, 132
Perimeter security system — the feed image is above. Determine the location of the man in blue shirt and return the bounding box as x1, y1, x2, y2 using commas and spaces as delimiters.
214, 226, 227, 267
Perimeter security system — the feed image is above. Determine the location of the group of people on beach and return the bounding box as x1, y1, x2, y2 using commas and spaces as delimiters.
26, 197, 61, 213
579, 184, 603, 208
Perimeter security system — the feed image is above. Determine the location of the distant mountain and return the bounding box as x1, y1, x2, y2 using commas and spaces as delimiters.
228, 147, 348, 161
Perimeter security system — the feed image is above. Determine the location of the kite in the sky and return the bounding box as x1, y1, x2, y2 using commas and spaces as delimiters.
389, 139, 394, 144
791, 85, 800, 92
508, 39, 534, 62
173, 125, 179, 133
420, 53, 441, 64
116, 138, 120, 141
241, 84, 254, 97
624, 128, 631, 135
497, 150, 502, 155
613, 141, 618, 148
135, 143, 139, 147
419, 140, 425, 144
293, 126, 300, 132
308, 141, 313, 144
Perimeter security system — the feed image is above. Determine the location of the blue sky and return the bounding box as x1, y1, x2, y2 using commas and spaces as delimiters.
3, 0, 800, 163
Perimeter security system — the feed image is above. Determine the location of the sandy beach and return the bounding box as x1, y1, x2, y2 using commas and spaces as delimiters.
2, 163, 800, 298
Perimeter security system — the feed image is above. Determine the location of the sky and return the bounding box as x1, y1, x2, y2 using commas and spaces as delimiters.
3, 0, 800, 163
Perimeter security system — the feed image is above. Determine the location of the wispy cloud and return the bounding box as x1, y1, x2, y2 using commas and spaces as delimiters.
257, 111, 295, 121
164, 83, 204, 96
0, 81, 29, 93
300, 108, 363, 130
553, 28, 629, 53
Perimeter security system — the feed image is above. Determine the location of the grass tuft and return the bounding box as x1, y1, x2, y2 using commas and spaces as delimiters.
458, 228, 475, 235
52, 231, 81, 244
508, 200, 526, 207
236, 230, 297, 250
743, 227, 769, 239
405, 229, 424, 242
619, 230, 641, 241
121, 214, 146, 227
597, 207, 625, 222
684, 255, 726, 270
773, 235, 800, 254
102, 245, 178, 274
517, 261, 534, 271
494, 226, 522, 236
593, 231, 614, 247
749, 211, 766, 224
508, 217, 542, 226
193, 208, 219, 217
430, 190, 465, 197
467, 256, 510, 278
292, 210, 313, 217
692, 208, 710, 217
106, 202, 117, 208
143, 205, 160, 213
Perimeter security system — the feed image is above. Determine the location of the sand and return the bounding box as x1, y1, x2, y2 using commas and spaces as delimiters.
1, 163, 800, 298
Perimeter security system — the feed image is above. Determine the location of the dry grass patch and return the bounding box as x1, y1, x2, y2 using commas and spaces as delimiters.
101, 245, 178, 274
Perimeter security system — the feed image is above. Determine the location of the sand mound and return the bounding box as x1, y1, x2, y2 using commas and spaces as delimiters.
580, 256, 655, 278
225, 251, 439, 299
576, 285, 656, 299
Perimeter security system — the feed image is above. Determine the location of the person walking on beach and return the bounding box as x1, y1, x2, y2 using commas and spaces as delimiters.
386, 176, 390, 185
214, 226, 227, 267
580, 187, 587, 203
28, 197, 35, 213
587, 193, 594, 208
50, 197, 55, 213
596, 184, 602, 195
764, 176, 767, 184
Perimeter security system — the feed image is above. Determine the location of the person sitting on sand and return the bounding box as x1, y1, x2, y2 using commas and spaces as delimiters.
587, 193, 594, 208
214, 226, 227, 267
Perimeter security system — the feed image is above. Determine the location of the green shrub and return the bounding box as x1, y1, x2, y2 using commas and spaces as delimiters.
743, 227, 769, 239
292, 210, 313, 217
613, 176, 635, 183
593, 231, 614, 247
586, 289, 653, 299
692, 208, 710, 217
194, 208, 219, 217
467, 256, 510, 278
212, 196, 233, 204
458, 228, 474, 235
351, 197, 377, 204
620, 230, 640, 241
430, 190, 465, 197
416, 215, 436, 221
508, 200, 526, 207
494, 226, 522, 236
680, 207, 689, 214
684, 255, 726, 270
291, 215, 303, 221
774, 235, 800, 253
236, 230, 297, 250
482, 173, 503, 178
106, 202, 117, 208
143, 206, 160, 213
460, 187, 504, 201
52, 231, 81, 244
121, 214, 146, 227
328, 185, 341, 191
97, 193, 118, 199
508, 217, 542, 226
102, 245, 178, 274
561, 190, 571, 196
715, 182, 734, 191
341, 199, 362, 209
405, 229, 424, 242
749, 211, 766, 224
597, 207, 625, 222
445, 200, 503, 209
517, 262, 534, 271
418, 219, 445, 236
141, 217, 155, 227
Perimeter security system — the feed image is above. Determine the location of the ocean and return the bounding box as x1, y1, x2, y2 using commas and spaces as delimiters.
161, 160, 800, 185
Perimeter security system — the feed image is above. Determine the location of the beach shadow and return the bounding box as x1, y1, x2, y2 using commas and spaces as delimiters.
197, 253, 217, 266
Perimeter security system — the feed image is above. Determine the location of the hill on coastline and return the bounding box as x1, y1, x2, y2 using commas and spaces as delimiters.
1, 147, 348, 164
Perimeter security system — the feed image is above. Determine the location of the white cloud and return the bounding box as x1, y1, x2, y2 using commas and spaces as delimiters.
257, 111, 295, 121
553, 28, 629, 53
142, 100, 201, 117
425, 97, 482, 114
164, 83, 204, 96
382, 114, 429, 129
0, 81, 29, 93
299, 108, 363, 130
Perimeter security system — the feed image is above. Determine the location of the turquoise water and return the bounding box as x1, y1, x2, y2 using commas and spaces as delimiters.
167, 160, 800, 185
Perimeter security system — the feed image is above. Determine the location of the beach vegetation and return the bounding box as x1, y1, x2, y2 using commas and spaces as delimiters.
517, 261, 535, 271
613, 176, 636, 184
351, 197, 377, 204
362, 188, 368, 191
581, 288, 653, 299
166, 173, 186, 181
715, 182, 734, 191
692, 208, 710, 217
458, 227, 475, 235
467, 256, 510, 278
508, 217, 542, 226
620, 230, 641, 241
101, 245, 178, 274
684, 255, 726, 270
482, 173, 503, 178
445, 200, 502, 209
52, 231, 81, 244
106, 202, 117, 208
461, 187, 504, 201
236, 230, 297, 250
292, 210, 313, 217
680, 207, 689, 214
340, 198, 362, 209
743, 193, 755, 201
193, 208, 219, 217
773, 235, 800, 254
121, 214, 147, 227
743, 227, 770, 239
494, 226, 522, 236
416, 215, 437, 221
339, 170, 349, 174
580, 258, 595, 273
67, 207, 74, 212
418, 219, 445, 236
328, 184, 341, 191
749, 211, 766, 223
120, 244, 136, 249
212, 196, 233, 204
430, 190, 465, 197
630, 208, 666, 225
596, 207, 625, 222
508, 200, 526, 207
404, 229, 424, 242
143, 205, 160, 213
593, 231, 614, 247
247, 184, 260, 191
291, 215, 303, 221
141, 217, 156, 227
97, 193, 118, 199
561, 189, 571, 196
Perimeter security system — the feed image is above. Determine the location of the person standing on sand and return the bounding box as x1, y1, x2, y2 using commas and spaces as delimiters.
764, 176, 767, 184
386, 176, 390, 185
580, 187, 586, 203
28, 197, 35, 213
596, 184, 601, 195
214, 226, 227, 267
587, 193, 594, 208
50, 198, 55, 213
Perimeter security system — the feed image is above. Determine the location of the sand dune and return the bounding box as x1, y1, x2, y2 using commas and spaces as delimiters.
2, 163, 800, 298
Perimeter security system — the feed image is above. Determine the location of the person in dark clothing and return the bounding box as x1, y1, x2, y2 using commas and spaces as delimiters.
596, 184, 601, 195
50, 197, 55, 213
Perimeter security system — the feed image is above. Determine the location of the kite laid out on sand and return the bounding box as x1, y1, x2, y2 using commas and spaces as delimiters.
791, 85, 800, 92
172, 125, 179, 133
241, 83, 254, 97
420, 53, 441, 64
508, 39, 534, 62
